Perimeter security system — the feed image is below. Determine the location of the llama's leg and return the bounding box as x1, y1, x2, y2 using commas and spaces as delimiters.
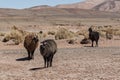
96, 40, 98, 47
27, 50, 31, 59
43, 56, 47, 68
50, 55, 53, 67
46, 58, 49, 68
91, 40, 94, 47
31, 50, 35, 59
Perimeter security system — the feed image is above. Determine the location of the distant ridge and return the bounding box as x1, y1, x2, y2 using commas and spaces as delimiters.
56, 0, 105, 9
29, 5, 52, 9
0, 0, 120, 18
0, 0, 120, 13
55, 0, 120, 12
0, 7, 120, 18
93, 0, 120, 12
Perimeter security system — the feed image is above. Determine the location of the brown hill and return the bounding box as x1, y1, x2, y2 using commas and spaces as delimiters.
56, 0, 105, 9
93, 0, 120, 12
29, 5, 52, 10
0, 0, 119, 18
0, 7, 120, 18
56, 0, 120, 12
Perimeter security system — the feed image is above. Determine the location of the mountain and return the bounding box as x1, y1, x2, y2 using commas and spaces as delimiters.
0, 0, 120, 18
56, 0, 105, 9
56, 0, 120, 12
0, 7, 120, 18
93, 0, 120, 12
29, 5, 52, 10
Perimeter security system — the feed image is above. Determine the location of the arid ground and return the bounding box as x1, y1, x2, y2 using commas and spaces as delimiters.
0, 38, 119, 80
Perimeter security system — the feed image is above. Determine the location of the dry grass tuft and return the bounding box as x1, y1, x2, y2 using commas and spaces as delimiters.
80, 38, 91, 44
76, 30, 89, 39
55, 28, 75, 40
98, 30, 106, 38
2, 26, 28, 45
66, 39, 78, 44
114, 30, 120, 36
37, 31, 47, 40
3, 29, 23, 45
48, 31, 56, 35
0, 32, 5, 36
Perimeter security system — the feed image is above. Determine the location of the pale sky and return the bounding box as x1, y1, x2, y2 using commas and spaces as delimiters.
0, 0, 84, 9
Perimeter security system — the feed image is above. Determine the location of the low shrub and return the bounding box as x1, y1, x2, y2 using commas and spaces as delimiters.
67, 39, 77, 44
2, 30, 23, 45
0, 32, 5, 36
80, 38, 91, 44
48, 31, 56, 35
55, 28, 75, 40
2, 26, 28, 45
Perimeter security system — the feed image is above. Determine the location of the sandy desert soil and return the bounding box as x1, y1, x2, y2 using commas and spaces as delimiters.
0, 41, 120, 80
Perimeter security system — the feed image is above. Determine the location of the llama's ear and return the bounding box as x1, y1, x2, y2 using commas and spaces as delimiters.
33, 35, 38, 39
35, 35, 38, 38
40, 45, 45, 50
33, 37, 36, 40
34, 35, 38, 39
88, 27, 92, 31
43, 42, 47, 45
41, 41, 44, 43
41, 41, 46, 44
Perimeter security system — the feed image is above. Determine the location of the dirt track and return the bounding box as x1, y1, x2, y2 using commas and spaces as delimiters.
0, 47, 120, 80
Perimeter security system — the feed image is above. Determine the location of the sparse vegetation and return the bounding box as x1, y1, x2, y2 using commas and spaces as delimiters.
114, 30, 120, 36
48, 31, 56, 35
2, 28, 24, 45
55, 28, 75, 40
0, 32, 5, 36
80, 38, 91, 44
98, 31, 106, 38
106, 33, 113, 40
37, 31, 47, 39
67, 39, 77, 44
43, 33, 47, 38
2, 26, 28, 45
76, 30, 89, 39
88, 25, 120, 40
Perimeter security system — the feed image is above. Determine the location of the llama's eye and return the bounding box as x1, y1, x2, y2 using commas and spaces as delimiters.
43, 42, 47, 45
41, 45, 45, 50
33, 37, 36, 40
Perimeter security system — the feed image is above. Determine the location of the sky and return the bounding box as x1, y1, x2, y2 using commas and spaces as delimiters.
0, 0, 84, 9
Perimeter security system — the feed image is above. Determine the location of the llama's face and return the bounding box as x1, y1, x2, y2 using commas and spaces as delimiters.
88, 28, 92, 32
40, 42, 47, 52
32, 36, 39, 43
40, 44, 47, 55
